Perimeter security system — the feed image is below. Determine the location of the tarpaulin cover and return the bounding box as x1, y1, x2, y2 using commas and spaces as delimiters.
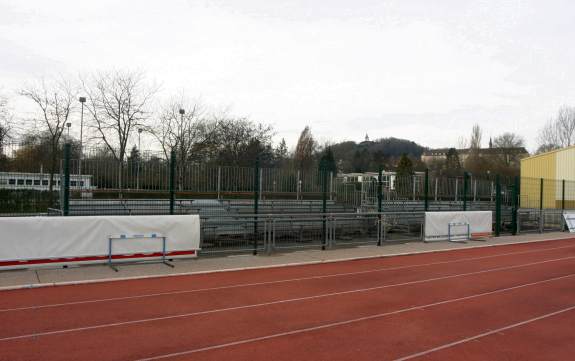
0, 215, 200, 265
424, 211, 492, 242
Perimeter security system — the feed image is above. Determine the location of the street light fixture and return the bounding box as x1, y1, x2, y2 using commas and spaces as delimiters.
66, 122, 71, 137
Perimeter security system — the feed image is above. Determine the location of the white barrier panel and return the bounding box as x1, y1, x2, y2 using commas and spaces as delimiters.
0, 215, 200, 269
425, 211, 492, 242
563, 211, 575, 233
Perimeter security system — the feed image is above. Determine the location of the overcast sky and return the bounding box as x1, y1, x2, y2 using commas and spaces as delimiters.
1, 0, 575, 152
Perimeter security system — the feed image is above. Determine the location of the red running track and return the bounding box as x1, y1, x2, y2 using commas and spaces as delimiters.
1, 238, 575, 361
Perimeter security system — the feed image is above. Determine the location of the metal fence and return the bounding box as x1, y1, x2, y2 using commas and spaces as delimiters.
2, 146, 574, 255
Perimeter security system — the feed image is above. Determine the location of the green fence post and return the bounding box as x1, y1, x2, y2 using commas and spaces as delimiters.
562, 179, 566, 231
562, 179, 565, 211
495, 174, 501, 237
463, 172, 469, 211
62, 143, 71, 216
253, 157, 260, 255
424, 169, 429, 212
377, 167, 383, 246
511, 176, 519, 235
321, 164, 327, 250
539, 178, 544, 211
169, 151, 175, 215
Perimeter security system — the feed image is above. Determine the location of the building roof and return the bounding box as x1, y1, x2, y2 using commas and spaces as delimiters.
423, 147, 528, 156
520, 144, 575, 162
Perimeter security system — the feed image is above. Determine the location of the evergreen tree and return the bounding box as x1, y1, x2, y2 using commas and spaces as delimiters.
318, 147, 337, 174
396, 153, 414, 177
444, 148, 462, 176
395, 154, 414, 197
275, 138, 288, 160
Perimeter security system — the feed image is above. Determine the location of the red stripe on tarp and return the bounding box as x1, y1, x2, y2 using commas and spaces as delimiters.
0, 250, 196, 267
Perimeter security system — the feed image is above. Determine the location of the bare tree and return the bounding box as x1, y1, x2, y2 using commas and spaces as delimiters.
492, 132, 525, 148
83, 70, 157, 191
294, 126, 316, 170
0, 93, 12, 157
537, 106, 575, 153
153, 95, 219, 189
20, 78, 76, 191
469, 124, 483, 149
211, 116, 274, 165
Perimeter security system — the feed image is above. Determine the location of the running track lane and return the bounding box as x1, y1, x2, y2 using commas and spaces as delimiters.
2, 242, 574, 338
0, 238, 573, 360
2, 237, 574, 308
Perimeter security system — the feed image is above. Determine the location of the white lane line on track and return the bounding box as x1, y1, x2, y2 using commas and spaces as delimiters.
2, 255, 575, 343
132, 273, 575, 361
3, 243, 575, 313
393, 305, 575, 361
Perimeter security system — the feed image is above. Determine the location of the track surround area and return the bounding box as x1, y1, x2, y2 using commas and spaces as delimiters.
1, 237, 574, 360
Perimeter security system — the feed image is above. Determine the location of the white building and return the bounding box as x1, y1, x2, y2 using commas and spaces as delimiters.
0, 172, 94, 191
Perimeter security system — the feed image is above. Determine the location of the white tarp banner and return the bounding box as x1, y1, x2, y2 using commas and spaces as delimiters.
424, 211, 492, 242
0, 215, 200, 268
563, 212, 575, 233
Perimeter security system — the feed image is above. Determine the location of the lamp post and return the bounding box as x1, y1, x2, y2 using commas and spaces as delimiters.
66, 122, 71, 138
137, 128, 143, 189
78, 97, 86, 175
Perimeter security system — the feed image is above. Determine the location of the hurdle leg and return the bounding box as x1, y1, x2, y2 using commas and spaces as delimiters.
162, 237, 174, 268
108, 237, 118, 272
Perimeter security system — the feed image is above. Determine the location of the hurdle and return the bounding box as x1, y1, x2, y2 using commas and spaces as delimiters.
108, 233, 175, 272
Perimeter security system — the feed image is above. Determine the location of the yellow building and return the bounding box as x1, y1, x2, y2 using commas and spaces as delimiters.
520, 146, 575, 209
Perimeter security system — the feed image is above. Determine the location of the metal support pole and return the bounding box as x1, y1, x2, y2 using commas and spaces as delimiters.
512, 176, 519, 235
321, 165, 328, 250
495, 174, 501, 236
562, 179, 565, 212
562, 179, 566, 232
296, 170, 301, 200
434, 178, 438, 201
463, 172, 469, 211
217, 166, 221, 199
473, 179, 477, 202
539, 178, 544, 211
377, 167, 383, 246
455, 178, 458, 202
412, 175, 416, 201
253, 157, 260, 255
169, 151, 176, 215
539, 178, 544, 233
329, 172, 334, 201
63, 143, 71, 216
424, 169, 429, 212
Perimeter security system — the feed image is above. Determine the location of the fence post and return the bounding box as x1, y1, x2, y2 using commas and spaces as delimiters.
329, 171, 334, 201
296, 170, 301, 200
539, 178, 544, 211
562, 179, 565, 211
455, 178, 458, 202
562, 179, 566, 231
217, 166, 221, 199
495, 174, 501, 236
321, 164, 328, 250
169, 151, 175, 215
253, 157, 260, 255
412, 175, 416, 201
62, 143, 71, 216
424, 169, 429, 212
463, 172, 469, 211
512, 175, 519, 235
377, 167, 383, 246
539, 178, 544, 233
